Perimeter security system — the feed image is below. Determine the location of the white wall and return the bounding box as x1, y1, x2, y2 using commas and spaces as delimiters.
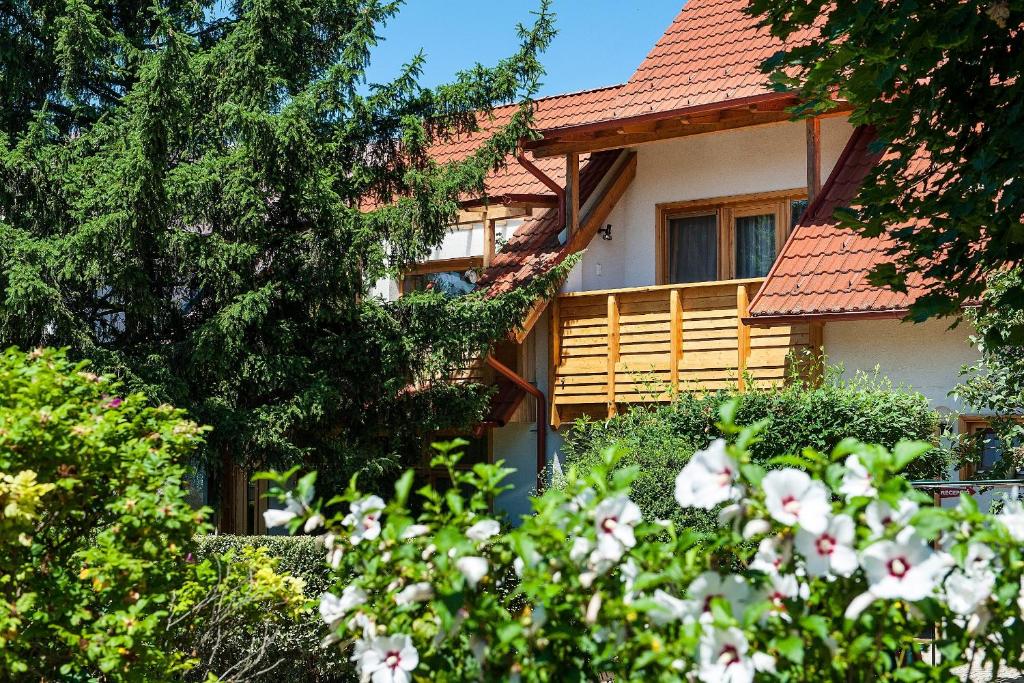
824, 318, 978, 414
427, 218, 524, 261
566, 116, 855, 293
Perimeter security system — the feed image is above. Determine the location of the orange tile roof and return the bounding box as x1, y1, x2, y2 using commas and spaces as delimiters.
748, 126, 931, 321
430, 85, 622, 202
426, 0, 823, 198
537, 0, 814, 134
613, 0, 806, 121
476, 150, 621, 296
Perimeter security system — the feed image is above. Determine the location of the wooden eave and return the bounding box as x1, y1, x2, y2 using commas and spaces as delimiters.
524, 95, 853, 159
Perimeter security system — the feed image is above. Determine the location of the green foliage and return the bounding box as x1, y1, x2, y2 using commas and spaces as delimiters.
186, 534, 352, 682
560, 370, 947, 530
748, 0, 1024, 332
953, 268, 1024, 478
167, 543, 321, 682
0, 0, 558, 488
264, 416, 1024, 681
0, 347, 207, 679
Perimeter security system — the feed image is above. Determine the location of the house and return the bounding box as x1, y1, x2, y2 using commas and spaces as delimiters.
381, 0, 990, 520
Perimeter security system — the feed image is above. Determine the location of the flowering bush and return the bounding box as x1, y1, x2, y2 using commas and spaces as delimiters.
265, 403, 1024, 681
0, 348, 207, 678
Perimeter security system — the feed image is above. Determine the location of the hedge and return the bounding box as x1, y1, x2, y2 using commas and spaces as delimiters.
191, 535, 353, 682
558, 370, 949, 533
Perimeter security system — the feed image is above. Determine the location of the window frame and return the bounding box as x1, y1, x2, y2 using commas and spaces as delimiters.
399, 256, 482, 296
958, 415, 1023, 480
655, 189, 805, 285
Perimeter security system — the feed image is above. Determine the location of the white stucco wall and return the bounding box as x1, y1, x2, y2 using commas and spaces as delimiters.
566, 116, 855, 293
823, 318, 978, 415
426, 218, 524, 261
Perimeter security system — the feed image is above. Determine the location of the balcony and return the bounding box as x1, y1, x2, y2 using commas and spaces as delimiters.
549, 278, 815, 426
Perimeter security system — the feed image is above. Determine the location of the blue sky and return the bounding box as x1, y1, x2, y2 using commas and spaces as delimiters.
365, 1, 683, 98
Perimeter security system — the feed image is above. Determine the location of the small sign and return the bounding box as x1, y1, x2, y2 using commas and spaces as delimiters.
934, 487, 975, 498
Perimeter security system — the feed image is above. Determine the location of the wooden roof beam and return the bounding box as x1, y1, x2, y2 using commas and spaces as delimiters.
528, 111, 793, 158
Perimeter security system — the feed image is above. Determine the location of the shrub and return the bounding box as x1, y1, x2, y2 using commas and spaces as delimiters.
0, 348, 207, 678
167, 544, 315, 681
188, 535, 353, 681
559, 369, 949, 531
264, 413, 1024, 681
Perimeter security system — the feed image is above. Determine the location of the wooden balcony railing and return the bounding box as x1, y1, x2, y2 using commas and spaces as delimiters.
549, 278, 814, 426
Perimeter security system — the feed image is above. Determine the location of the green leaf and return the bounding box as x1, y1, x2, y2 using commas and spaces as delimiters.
774, 634, 805, 664
740, 463, 766, 487
893, 441, 932, 471
394, 470, 415, 506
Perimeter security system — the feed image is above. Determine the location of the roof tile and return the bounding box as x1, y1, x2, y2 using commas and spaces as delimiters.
748, 126, 931, 319
475, 150, 621, 296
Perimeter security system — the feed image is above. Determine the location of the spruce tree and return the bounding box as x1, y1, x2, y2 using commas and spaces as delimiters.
0, 0, 557, 495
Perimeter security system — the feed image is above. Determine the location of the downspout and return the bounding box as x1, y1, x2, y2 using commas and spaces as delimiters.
485, 355, 548, 494
516, 153, 565, 229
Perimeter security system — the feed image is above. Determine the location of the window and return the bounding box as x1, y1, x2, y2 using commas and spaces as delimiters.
657, 190, 805, 285
733, 205, 778, 279
959, 416, 1023, 480
667, 213, 717, 283
400, 257, 481, 297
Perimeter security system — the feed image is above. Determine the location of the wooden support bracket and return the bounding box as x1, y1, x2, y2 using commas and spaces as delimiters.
566, 152, 580, 235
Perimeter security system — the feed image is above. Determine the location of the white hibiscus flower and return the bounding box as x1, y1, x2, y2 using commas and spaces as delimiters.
620, 558, 639, 604
674, 439, 742, 509
263, 489, 311, 529
838, 453, 877, 500
697, 627, 757, 683
591, 495, 642, 566
400, 524, 430, 540
352, 634, 419, 683
465, 519, 500, 542
764, 573, 803, 619
997, 497, 1024, 542
394, 582, 434, 606
569, 536, 592, 564
865, 499, 919, 536
343, 495, 386, 545
648, 589, 689, 625
762, 469, 831, 534
320, 585, 368, 628
860, 528, 947, 602
750, 535, 792, 575
795, 514, 858, 578
944, 542, 996, 616
456, 556, 489, 589
687, 571, 752, 623
564, 487, 596, 514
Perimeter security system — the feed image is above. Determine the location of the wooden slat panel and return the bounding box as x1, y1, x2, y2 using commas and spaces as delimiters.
550, 279, 805, 418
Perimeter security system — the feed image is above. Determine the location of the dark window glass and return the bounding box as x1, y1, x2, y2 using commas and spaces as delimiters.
790, 199, 809, 229
979, 429, 1003, 471
735, 214, 777, 278
668, 214, 717, 283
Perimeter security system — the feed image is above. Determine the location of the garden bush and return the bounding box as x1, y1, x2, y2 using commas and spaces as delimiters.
0, 347, 315, 681
0, 348, 207, 678
167, 542, 319, 681
265, 409, 1024, 681
188, 535, 352, 681
559, 369, 948, 532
